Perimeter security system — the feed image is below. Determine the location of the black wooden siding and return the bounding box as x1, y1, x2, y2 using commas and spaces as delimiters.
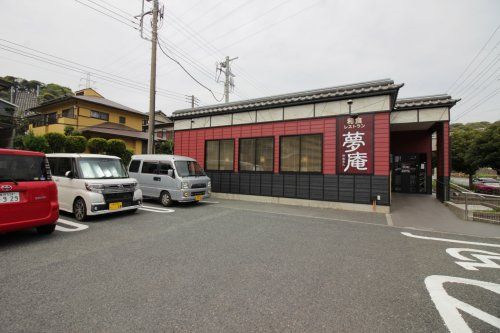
206, 172, 390, 205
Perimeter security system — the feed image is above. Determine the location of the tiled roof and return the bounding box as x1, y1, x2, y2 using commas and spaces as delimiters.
395, 94, 460, 110
30, 95, 146, 117
172, 79, 403, 119
81, 122, 148, 140
14, 90, 39, 117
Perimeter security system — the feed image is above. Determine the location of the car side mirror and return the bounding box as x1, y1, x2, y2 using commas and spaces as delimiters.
167, 169, 174, 178
65, 170, 73, 178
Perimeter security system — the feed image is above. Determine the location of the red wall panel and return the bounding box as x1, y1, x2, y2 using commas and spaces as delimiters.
174, 114, 395, 176
374, 113, 390, 176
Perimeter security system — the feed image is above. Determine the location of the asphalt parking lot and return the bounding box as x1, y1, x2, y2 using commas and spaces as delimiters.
1, 198, 499, 332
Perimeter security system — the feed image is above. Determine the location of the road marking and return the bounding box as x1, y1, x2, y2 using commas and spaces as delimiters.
425, 275, 500, 333
446, 248, 500, 271
201, 200, 219, 204
55, 219, 89, 232
139, 205, 175, 213
385, 213, 393, 226
401, 232, 500, 248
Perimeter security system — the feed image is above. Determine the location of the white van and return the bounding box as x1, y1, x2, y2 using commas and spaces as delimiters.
47, 154, 143, 221
128, 155, 211, 206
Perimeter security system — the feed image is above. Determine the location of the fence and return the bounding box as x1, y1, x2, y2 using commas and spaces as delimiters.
449, 183, 500, 224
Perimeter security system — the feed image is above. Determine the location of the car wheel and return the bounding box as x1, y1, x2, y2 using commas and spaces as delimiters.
160, 191, 173, 207
37, 224, 56, 235
73, 197, 87, 221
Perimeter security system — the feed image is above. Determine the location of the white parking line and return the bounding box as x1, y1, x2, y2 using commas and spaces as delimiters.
139, 205, 175, 213
201, 200, 219, 204
55, 219, 89, 232
401, 232, 500, 248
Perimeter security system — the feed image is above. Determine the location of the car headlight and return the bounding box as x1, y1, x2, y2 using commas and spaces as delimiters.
181, 181, 189, 189
85, 183, 104, 193
133, 182, 140, 190
207, 181, 211, 188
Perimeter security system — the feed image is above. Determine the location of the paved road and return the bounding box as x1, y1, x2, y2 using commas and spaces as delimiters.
1, 199, 499, 332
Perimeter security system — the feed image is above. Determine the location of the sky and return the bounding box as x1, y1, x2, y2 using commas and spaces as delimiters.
1, 0, 499, 123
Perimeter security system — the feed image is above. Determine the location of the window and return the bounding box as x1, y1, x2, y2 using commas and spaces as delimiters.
175, 161, 205, 177
1, 155, 50, 182
46, 112, 58, 124
205, 139, 234, 171
90, 110, 109, 121
159, 162, 173, 175
78, 158, 128, 179
239, 137, 274, 172
48, 157, 73, 177
61, 108, 74, 118
119, 116, 126, 124
128, 160, 141, 173
141, 161, 158, 174
280, 134, 322, 173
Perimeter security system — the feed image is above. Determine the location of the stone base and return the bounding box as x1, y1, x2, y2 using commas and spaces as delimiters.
211, 192, 390, 214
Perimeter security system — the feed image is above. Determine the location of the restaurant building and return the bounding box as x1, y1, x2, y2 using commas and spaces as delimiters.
171, 79, 458, 212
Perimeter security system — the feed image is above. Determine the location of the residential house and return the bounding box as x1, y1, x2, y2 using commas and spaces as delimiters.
142, 110, 174, 142
28, 88, 148, 154
0, 79, 16, 147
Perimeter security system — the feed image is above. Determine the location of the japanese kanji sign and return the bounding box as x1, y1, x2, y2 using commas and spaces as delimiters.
338, 114, 373, 174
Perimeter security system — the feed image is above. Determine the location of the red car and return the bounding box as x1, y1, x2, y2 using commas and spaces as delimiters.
0, 148, 59, 234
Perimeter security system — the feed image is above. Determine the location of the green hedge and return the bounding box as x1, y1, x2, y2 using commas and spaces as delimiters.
87, 137, 108, 154
65, 136, 87, 153
44, 132, 67, 153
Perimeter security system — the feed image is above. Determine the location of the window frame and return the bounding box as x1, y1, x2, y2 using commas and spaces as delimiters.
90, 110, 109, 121
279, 134, 323, 174
204, 139, 235, 172
61, 108, 74, 118
141, 161, 159, 174
128, 160, 141, 173
238, 136, 275, 173
119, 116, 126, 124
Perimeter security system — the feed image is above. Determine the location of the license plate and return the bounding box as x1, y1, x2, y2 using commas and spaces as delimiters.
109, 202, 122, 210
194, 195, 203, 201
0, 192, 20, 204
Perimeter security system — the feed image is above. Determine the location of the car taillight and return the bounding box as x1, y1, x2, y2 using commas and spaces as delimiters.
44, 157, 52, 180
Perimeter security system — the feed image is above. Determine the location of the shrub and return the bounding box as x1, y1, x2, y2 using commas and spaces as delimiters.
155, 140, 173, 154
13, 135, 25, 149
87, 137, 108, 154
65, 135, 87, 153
106, 139, 127, 157
72, 130, 83, 136
121, 149, 134, 166
23, 133, 49, 153
44, 132, 67, 153
64, 125, 74, 136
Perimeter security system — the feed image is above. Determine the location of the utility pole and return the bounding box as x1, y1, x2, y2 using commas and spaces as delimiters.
217, 56, 238, 103
190, 95, 195, 108
146, 0, 159, 154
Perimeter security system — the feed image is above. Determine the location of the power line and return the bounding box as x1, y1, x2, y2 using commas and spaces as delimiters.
453, 88, 500, 122
447, 23, 500, 92
0, 43, 187, 103
157, 40, 224, 102
0, 38, 186, 98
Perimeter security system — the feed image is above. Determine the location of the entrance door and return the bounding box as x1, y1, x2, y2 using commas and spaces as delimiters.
392, 154, 427, 193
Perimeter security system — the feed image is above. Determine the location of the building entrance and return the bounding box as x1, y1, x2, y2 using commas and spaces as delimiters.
391, 153, 427, 194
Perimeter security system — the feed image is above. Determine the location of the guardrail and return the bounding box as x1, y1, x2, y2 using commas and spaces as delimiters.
449, 183, 500, 224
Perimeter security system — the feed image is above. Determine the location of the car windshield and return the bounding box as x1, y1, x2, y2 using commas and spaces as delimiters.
174, 160, 205, 177
78, 158, 128, 179
0, 155, 49, 182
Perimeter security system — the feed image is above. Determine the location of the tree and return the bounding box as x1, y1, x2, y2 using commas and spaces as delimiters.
87, 138, 108, 154
22, 132, 49, 153
155, 139, 173, 154
106, 139, 127, 157
44, 132, 66, 153
65, 136, 87, 153
0, 76, 73, 103
474, 121, 500, 174
451, 127, 481, 188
